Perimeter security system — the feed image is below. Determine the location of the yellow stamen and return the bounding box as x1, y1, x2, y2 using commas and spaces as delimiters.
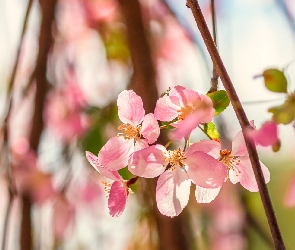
178, 106, 194, 120
117, 123, 141, 140
164, 148, 186, 170
218, 149, 241, 179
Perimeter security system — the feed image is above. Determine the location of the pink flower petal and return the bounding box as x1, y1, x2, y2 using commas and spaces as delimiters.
128, 145, 166, 178
247, 121, 278, 147
172, 112, 203, 140
195, 185, 221, 203
198, 95, 215, 123
97, 136, 134, 171
186, 151, 227, 188
154, 95, 179, 121
141, 113, 160, 144
108, 181, 128, 217
134, 138, 148, 151
231, 130, 248, 156
117, 90, 145, 126
156, 169, 191, 217
186, 140, 221, 158
234, 156, 270, 192
86, 151, 122, 181
170, 85, 200, 107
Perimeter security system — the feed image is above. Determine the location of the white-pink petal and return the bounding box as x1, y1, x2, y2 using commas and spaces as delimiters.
234, 156, 270, 192
97, 136, 134, 171
85, 151, 122, 181
108, 181, 128, 217
170, 85, 200, 107
141, 113, 160, 144
186, 151, 227, 188
195, 185, 221, 203
154, 95, 179, 121
156, 169, 191, 217
128, 145, 166, 178
117, 90, 145, 126
284, 175, 295, 207
186, 140, 221, 158
231, 130, 248, 156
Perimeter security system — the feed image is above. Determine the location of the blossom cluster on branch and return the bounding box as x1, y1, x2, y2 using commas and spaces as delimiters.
86, 86, 273, 217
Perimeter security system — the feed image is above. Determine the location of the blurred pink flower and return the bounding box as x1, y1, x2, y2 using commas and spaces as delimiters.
154, 85, 214, 139
44, 73, 89, 143
128, 143, 226, 217
53, 196, 75, 240
246, 120, 279, 147
12, 147, 55, 203
96, 90, 160, 171
86, 151, 130, 217
284, 174, 295, 207
190, 132, 270, 192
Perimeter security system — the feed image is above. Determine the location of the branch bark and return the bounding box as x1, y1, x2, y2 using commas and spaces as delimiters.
186, 1, 285, 249
118, 0, 192, 249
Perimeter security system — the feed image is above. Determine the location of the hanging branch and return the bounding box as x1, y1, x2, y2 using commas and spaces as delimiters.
186, 0, 285, 249
20, 0, 57, 249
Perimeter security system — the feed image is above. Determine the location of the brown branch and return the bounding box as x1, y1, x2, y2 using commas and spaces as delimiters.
186, 1, 285, 249
20, 0, 57, 249
117, 0, 192, 249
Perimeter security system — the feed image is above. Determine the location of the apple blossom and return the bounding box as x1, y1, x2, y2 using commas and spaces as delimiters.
188, 131, 270, 192
128, 144, 227, 217
86, 151, 133, 217
154, 85, 215, 139
96, 90, 160, 171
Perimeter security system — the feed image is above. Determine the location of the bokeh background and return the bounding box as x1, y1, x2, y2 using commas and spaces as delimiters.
0, 0, 295, 249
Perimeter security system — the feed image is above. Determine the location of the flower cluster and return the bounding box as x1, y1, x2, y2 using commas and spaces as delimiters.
86, 86, 270, 217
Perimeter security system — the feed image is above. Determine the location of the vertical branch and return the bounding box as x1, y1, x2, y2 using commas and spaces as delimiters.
117, 0, 191, 249
1, 1, 33, 249
20, 0, 57, 249
186, 0, 285, 249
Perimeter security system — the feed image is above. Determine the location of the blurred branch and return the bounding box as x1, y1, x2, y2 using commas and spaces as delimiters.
276, 0, 295, 35
20, 0, 57, 249
117, 0, 192, 249
1, 1, 34, 249
186, 0, 285, 249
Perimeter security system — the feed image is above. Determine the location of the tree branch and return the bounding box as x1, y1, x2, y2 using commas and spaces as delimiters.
186, 0, 285, 249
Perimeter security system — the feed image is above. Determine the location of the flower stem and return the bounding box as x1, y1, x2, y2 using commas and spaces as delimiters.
186, 0, 285, 249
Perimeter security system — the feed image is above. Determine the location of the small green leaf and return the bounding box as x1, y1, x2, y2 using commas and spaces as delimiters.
262, 69, 288, 93
207, 90, 230, 116
272, 139, 281, 152
268, 99, 295, 125
203, 122, 220, 139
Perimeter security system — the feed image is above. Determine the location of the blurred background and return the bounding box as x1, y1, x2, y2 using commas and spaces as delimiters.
0, 0, 295, 249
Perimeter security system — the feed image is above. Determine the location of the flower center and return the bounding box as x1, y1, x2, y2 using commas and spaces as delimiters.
177, 106, 194, 120
164, 148, 186, 170
117, 123, 141, 140
218, 149, 241, 179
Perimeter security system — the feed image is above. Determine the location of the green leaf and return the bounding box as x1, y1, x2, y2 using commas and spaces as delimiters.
207, 90, 230, 116
262, 69, 288, 93
268, 99, 295, 125
203, 122, 220, 139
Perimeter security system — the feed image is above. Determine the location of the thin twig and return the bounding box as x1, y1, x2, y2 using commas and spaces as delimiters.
208, 0, 219, 93
186, 1, 285, 249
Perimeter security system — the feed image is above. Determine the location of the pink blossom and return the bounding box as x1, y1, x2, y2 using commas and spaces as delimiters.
12, 147, 55, 203
190, 133, 270, 192
86, 151, 130, 217
154, 85, 214, 139
246, 120, 279, 147
128, 144, 227, 217
97, 90, 160, 171
44, 74, 89, 143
